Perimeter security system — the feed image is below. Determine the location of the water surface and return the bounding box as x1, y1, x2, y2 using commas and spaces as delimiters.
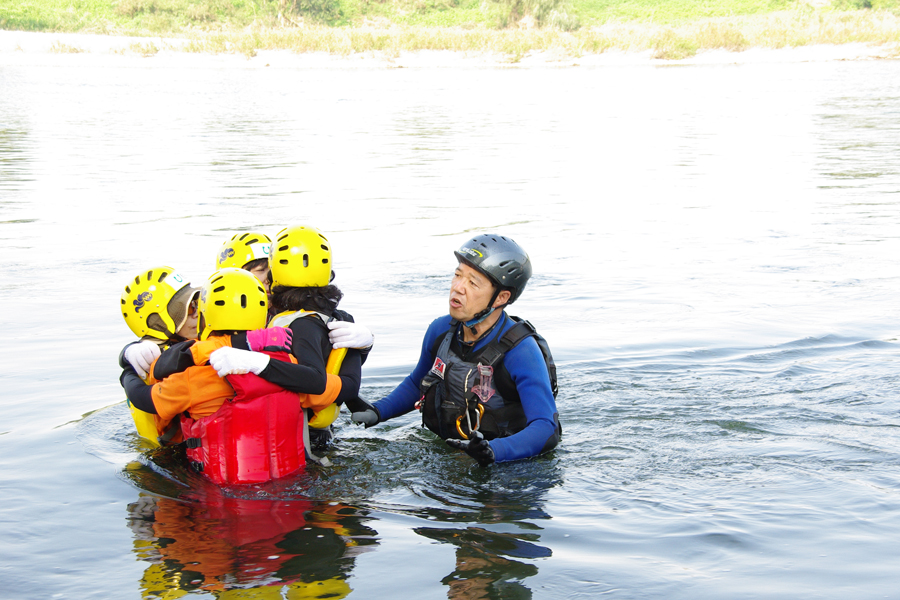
1, 53, 899, 599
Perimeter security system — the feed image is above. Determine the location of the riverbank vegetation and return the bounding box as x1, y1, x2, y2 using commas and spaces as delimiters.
2, 0, 899, 58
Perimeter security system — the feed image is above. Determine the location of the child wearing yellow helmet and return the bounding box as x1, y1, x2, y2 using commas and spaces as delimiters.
120, 269, 342, 473
213, 229, 374, 351
118, 266, 200, 379
210, 225, 373, 446
215, 231, 272, 285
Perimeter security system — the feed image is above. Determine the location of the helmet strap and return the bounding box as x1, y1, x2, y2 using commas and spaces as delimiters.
463, 287, 502, 335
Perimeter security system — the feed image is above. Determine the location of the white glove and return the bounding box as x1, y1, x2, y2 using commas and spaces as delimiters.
209, 347, 270, 377
327, 320, 374, 350
124, 340, 161, 379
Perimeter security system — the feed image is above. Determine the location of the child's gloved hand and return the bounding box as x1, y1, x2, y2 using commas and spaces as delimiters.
347, 397, 381, 428
124, 340, 161, 379
209, 347, 270, 377
246, 327, 292, 354
327, 320, 374, 350
446, 431, 495, 467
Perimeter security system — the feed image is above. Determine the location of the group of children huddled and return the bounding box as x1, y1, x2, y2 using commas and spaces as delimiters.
118, 225, 375, 485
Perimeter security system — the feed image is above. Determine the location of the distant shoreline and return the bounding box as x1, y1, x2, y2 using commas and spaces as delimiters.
1, 27, 898, 68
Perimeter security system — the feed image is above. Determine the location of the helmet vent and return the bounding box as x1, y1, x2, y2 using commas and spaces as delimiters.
320, 244, 329, 251
322, 258, 329, 264
303, 254, 309, 268
214, 285, 225, 293
215, 300, 226, 306
245, 237, 260, 245
240, 294, 247, 308
125, 286, 132, 294
158, 271, 169, 282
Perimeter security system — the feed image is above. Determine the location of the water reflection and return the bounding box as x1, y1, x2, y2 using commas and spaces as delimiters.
406, 472, 559, 600
0, 125, 32, 198
126, 491, 378, 598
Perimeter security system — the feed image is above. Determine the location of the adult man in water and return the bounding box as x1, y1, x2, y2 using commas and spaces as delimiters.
352, 234, 560, 466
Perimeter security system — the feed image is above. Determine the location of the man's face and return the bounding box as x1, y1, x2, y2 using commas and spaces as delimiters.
449, 262, 495, 322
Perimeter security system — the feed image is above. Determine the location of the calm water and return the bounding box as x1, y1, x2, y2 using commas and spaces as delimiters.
1, 50, 899, 599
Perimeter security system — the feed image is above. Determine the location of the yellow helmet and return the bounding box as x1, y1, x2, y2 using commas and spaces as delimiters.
121, 267, 197, 341
215, 231, 272, 270
270, 225, 332, 288
198, 268, 268, 340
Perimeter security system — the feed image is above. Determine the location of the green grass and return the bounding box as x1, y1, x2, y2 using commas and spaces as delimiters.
2, 0, 900, 57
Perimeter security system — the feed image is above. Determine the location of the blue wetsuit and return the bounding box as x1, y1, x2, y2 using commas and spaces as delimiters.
374, 312, 559, 463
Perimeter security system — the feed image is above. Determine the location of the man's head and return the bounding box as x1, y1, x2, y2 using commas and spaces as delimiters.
450, 234, 531, 327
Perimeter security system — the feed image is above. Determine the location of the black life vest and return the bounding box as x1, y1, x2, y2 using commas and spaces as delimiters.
419, 316, 558, 441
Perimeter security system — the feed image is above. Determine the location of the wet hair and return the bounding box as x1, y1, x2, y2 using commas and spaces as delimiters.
243, 258, 268, 272
270, 284, 343, 316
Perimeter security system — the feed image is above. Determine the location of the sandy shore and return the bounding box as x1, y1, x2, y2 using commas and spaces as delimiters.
1, 29, 897, 68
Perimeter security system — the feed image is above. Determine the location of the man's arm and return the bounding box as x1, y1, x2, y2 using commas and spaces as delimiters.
373, 316, 454, 421
487, 336, 560, 463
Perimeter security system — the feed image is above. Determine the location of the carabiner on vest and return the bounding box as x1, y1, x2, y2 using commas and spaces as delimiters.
455, 403, 484, 440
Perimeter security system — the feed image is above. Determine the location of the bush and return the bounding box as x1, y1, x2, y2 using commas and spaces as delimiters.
286, 0, 343, 23
493, 0, 580, 29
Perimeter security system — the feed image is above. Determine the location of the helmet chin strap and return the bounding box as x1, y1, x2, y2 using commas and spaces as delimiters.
463, 288, 501, 335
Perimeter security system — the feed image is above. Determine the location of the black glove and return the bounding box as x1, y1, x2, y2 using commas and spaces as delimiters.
446, 431, 495, 467
348, 397, 381, 428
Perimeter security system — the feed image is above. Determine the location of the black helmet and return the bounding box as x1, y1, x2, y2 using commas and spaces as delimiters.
454, 233, 532, 304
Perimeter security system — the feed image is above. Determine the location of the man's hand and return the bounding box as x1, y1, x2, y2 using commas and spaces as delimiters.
209, 347, 270, 377
446, 431, 495, 467
328, 320, 374, 350
124, 340, 161, 379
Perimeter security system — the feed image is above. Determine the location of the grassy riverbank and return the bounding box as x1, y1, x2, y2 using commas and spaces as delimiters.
2, 0, 900, 58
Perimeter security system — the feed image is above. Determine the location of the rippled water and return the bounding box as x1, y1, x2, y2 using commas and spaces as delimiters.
1, 51, 899, 599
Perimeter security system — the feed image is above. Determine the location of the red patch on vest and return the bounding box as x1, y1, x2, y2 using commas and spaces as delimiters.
430, 357, 446, 379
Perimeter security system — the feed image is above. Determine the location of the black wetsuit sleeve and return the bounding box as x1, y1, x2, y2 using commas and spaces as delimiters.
335, 349, 362, 407
256, 317, 331, 394
119, 367, 157, 414
151, 340, 198, 380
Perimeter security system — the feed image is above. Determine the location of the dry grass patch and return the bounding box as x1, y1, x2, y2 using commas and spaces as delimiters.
50, 40, 86, 52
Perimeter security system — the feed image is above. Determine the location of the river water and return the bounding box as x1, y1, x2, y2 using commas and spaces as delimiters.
1, 47, 899, 599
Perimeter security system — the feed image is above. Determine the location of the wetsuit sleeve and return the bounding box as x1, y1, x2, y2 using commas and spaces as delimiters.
255, 317, 330, 394
151, 340, 198, 381
335, 349, 362, 406
374, 316, 451, 421
488, 337, 560, 463
120, 367, 157, 414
